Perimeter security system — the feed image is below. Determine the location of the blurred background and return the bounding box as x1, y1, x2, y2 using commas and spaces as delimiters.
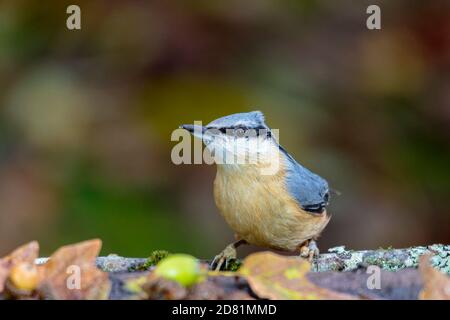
0, 0, 449, 257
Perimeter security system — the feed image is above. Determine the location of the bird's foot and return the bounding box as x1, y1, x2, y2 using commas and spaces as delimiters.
299, 239, 319, 262
210, 244, 237, 271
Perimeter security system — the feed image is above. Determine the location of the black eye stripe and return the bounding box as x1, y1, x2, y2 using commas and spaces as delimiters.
208, 126, 271, 137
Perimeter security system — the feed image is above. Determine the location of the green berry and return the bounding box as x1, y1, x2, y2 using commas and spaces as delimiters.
154, 254, 200, 287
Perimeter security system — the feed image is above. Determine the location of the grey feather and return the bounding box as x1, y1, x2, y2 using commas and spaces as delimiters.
207, 111, 267, 129
280, 145, 329, 214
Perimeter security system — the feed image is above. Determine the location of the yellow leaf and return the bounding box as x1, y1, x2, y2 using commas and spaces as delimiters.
239, 252, 357, 300
0, 241, 39, 293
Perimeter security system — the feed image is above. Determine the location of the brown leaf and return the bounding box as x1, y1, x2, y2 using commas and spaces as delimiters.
239, 252, 357, 300
37, 239, 110, 300
141, 270, 254, 300
188, 275, 254, 300
0, 241, 39, 293
419, 254, 450, 300
142, 273, 188, 300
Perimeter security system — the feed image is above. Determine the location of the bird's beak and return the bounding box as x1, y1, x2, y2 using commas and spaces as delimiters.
180, 124, 206, 138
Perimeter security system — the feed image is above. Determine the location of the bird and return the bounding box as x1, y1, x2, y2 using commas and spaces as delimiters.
181, 111, 331, 270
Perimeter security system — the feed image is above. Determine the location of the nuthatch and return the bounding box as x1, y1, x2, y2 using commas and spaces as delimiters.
181, 111, 330, 270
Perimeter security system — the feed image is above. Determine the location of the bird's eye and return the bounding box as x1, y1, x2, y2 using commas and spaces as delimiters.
235, 128, 245, 137
324, 192, 329, 203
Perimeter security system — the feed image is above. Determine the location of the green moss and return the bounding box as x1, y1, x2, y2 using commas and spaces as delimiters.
130, 250, 170, 271
147, 250, 171, 265
226, 259, 242, 272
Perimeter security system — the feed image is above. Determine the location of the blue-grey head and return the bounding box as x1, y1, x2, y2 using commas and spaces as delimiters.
205, 110, 268, 131
181, 110, 273, 148
180, 110, 276, 168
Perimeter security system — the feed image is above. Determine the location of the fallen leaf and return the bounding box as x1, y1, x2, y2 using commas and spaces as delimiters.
37, 239, 110, 300
141, 269, 253, 300
188, 274, 254, 300
239, 252, 357, 300
9, 262, 39, 293
419, 254, 450, 300
0, 241, 39, 293
142, 273, 188, 300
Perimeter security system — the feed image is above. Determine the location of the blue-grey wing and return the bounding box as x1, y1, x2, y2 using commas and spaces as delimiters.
280, 146, 329, 214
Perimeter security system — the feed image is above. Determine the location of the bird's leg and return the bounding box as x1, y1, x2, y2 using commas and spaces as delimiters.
298, 239, 320, 262
211, 239, 247, 271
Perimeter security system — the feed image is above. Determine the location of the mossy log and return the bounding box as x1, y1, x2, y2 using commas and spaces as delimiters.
35, 244, 450, 274
33, 244, 449, 300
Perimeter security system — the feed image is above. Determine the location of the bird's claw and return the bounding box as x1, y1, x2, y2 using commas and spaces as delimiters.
210, 244, 237, 271
299, 240, 319, 262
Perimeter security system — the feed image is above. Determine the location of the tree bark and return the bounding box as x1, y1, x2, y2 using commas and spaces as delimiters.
313, 244, 449, 273
35, 244, 450, 274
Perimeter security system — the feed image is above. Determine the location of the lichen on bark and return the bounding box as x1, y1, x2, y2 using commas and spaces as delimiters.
313, 244, 450, 274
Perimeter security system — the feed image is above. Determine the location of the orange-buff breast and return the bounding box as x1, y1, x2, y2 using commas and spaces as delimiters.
213, 151, 329, 252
